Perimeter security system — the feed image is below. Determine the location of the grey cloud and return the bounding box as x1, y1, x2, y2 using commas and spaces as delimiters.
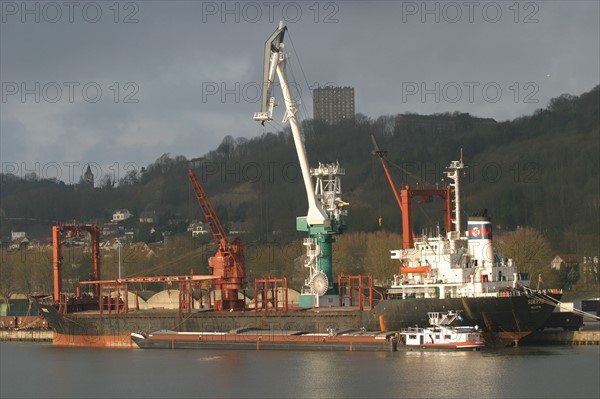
1, 1, 598, 176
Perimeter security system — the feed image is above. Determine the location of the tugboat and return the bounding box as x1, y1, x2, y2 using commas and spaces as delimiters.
399, 311, 485, 350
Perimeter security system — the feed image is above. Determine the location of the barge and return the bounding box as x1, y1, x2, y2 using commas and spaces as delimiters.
130, 328, 399, 352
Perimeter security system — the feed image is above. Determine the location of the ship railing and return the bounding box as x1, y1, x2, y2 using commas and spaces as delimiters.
401, 326, 424, 334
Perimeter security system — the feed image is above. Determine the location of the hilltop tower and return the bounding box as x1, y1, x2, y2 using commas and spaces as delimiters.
81, 165, 94, 188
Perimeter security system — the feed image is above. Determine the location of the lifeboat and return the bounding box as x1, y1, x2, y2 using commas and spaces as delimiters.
400, 266, 431, 274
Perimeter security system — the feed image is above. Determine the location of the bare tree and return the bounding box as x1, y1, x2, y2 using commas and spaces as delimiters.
495, 227, 555, 287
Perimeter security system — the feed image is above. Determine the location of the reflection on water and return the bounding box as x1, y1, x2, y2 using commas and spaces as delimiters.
1, 343, 598, 399
195, 355, 223, 362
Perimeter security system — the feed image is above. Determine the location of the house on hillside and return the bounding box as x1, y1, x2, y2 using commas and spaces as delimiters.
102, 222, 120, 237
11, 231, 26, 241
550, 254, 579, 271
228, 222, 249, 235
139, 211, 159, 224
124, 229, 135, 241
9, 236, 29, 251
581, 256, 599, 285
112, 209, 133, 222
9, 231, 29, 250
188, 221, 209, 237
100, 238, 123, 251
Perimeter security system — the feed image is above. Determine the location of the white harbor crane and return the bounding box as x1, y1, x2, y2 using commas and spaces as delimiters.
253, 22, 347, 307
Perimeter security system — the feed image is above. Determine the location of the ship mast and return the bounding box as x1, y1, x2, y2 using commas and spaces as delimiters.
445, 151, 466, 237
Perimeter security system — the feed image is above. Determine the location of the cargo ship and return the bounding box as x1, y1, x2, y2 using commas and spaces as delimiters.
369, 144, 562, 345
35, 22, 561, 348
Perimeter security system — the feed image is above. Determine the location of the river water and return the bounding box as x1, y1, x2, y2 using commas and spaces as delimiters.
1, 343, 598, 399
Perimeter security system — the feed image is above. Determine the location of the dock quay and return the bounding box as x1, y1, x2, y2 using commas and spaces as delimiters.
0, 329, 53, 342
521, 330, 600, 345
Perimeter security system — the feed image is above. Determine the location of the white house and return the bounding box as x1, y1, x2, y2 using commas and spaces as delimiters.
11, 231, 26, 241
139, 211, 159, 224
112, 209, 133, 222
187, 221, 209, 237
550, 254, 579, 271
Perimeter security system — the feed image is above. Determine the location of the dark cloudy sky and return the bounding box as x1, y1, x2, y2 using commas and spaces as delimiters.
1, 1, 598, 183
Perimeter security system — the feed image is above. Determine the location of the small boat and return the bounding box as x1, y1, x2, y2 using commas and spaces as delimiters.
399, 311, 485, 350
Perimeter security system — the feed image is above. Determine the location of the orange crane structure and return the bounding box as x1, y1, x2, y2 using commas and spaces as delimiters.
188, 169, 246, 311
49, 172, 246, 314
371, 135, 453, 250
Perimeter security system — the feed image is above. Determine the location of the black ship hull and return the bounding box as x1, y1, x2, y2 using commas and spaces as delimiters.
375, 292, 562, 344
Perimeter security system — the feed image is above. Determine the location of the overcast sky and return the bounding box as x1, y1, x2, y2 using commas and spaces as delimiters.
1, 0, 598, 183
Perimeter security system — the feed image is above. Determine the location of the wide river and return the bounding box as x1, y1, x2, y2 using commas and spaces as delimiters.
1, 342, 598, 398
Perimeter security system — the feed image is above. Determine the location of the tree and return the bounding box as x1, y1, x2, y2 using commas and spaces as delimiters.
99, 174, 115, 189
495, 227, 556, 287
558, 265, 580, 290
332, 232, 368, 275
363, 231, 403, 284
0, 251, 17, 304
119, 169, 140, 186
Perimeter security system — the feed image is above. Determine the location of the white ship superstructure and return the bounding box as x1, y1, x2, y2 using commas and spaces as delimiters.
387, 158, 530, 300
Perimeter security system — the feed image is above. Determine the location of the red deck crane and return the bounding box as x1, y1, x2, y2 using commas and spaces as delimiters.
188, 169, 246, 311
371, 135, 452, 250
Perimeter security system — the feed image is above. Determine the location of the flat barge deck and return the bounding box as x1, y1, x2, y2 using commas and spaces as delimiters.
131, 328, 400, 352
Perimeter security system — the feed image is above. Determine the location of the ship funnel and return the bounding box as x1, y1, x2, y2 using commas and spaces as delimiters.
467, 215, 494, 267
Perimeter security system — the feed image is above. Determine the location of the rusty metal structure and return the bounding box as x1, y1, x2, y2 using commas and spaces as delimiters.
254, 275, 288, 312
188, 169, 246, 311
337, 273, 383, 311
52, 222, 225, 314
52, 224, 101, 302
76, 275, 220, 314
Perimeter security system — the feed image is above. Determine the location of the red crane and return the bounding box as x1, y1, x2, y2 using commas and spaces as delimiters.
371, 135, 452, 250
188, 169, 246, 311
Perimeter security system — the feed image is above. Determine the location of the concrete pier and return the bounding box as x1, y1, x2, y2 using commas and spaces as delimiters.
521, 330, 600, 345
0, 329, 53, 342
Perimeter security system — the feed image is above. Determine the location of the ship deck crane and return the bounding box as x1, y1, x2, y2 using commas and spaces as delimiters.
188, 169, 245, 311
371, 134, 453, 250
253, 22, 347, 307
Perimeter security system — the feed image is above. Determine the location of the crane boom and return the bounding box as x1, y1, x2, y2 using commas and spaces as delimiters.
188, 169, 229, 250
371, 134, 453, 250
371, 134, 405, 213
254, 22, 327, 226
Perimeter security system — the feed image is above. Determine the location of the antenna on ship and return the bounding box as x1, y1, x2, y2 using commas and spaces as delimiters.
445, 150, 466, 237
